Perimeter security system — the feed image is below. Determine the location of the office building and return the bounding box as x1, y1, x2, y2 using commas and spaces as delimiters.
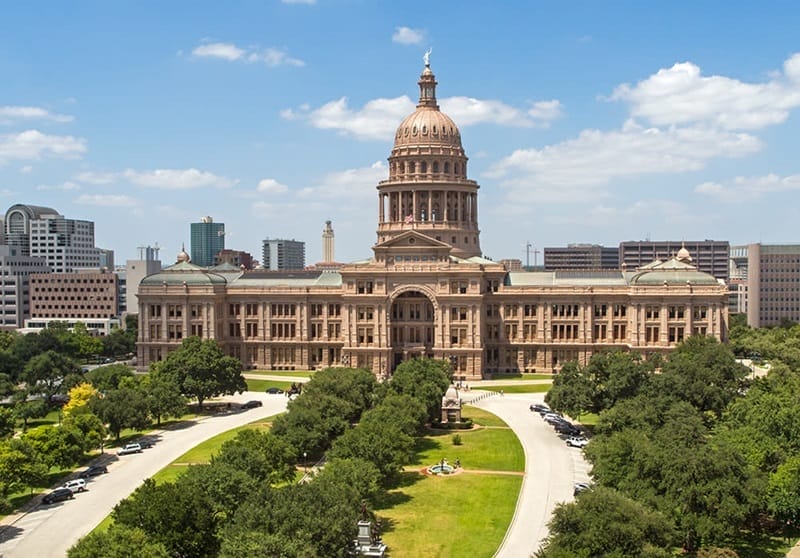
620, 240, 730, 281
4, 204, 102, 272
544, 244, 619, 271
734, 243, 800, 328
124, 245, 163, 316
190, 216, 225, 267
214, 249, 255, 270
262, 239, 306, 271
137, 61, 728, 378
0, 245, 51, 329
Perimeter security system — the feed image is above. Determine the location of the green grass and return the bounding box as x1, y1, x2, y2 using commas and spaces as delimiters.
246, 370, 314, 378
488, 373, 554, 380
479, 383, 551, 394
462, 406, 509, 427
244, 378, 295, 392
377, 472, 521, 558
412, 427, 524, 472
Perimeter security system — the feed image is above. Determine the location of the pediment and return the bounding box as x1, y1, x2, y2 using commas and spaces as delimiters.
373, 230, 453, 251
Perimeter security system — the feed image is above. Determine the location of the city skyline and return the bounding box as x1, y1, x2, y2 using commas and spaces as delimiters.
1, 2, 799, 264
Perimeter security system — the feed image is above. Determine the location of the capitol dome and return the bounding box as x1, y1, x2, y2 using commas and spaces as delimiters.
393, 105, 462, 150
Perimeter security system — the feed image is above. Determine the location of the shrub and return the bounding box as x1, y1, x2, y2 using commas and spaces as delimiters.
452, 434, 462, 446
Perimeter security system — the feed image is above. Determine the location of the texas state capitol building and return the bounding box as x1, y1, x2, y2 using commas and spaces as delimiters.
136, 61, 729, 380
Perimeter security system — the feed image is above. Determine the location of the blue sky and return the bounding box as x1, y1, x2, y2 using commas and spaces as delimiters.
1, 1, 799, 265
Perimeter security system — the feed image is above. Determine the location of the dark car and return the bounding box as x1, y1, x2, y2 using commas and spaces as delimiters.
79, 464, 108, 478
41, 487, 74, 505
137, 439, 155, 449
554, 422, 581, 436
265, 387, 284, 394
241, 400, 263, 409
530, 403, 550, 413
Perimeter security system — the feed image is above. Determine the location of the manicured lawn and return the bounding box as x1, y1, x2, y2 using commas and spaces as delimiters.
377, 471, 521, 557
412, 426, 524, 472
462, 406, 509, 427
244, 378, 295, 392
488, 373, 554, 380
479, 383, 551, 394
246, 370, 314, 378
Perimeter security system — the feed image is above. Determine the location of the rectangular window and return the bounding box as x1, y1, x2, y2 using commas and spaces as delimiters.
190, 324, 203, 337
613, 304, 627, 318
613, 323, 626, 341
693, 306, 708, 320
357, 306, 374, 321
645, 306, 660, 320
451, 280, 468, 294
167, 304, 182, 318
328, 304, 341, 317
229, 322, 242, 337
356, 281, 373, 294
451, 307, 468, 321
504, 304, 518, 318
310, 322, 323, 339
593, 304, 607, 318
645, 325, 660, 343
668, 305, 685, 320
327, 322, 341, 339
245, 303, 258, 317
504, 323, 518, 340
245, 322, 258, 338
450, 326, 467, 346
523, 323, 537, 340
310, 304, 323, 317
593, 323, 607, 341
149, 304, 162, 318
228, 303, 241, 317
524, 304, 537, 317
668, 326, 685, 343
190, 304, 202, 318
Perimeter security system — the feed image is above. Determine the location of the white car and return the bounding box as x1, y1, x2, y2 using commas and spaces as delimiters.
61, 478, 87, 493
117, 443, 142, 455
566, 436, 589, 448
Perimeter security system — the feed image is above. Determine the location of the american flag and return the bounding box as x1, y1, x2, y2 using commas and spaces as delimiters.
404, 214, 413, 223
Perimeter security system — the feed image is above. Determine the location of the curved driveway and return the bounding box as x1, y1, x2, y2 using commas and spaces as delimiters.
0, 393, 288, 558
0, 388, 587, 558
465, 391, 591, 558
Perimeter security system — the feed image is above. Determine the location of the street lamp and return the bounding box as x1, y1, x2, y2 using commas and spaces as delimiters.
303, 451, 308, 476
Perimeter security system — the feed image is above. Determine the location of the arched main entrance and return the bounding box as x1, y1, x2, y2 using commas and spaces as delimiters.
389, 290, 436, 369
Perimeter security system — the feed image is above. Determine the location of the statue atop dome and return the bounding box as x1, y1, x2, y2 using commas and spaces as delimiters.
423, 47, 432, 67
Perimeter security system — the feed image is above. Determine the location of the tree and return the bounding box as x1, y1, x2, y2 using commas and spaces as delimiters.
22, 425, 84, 470
62, 412, 107, 454
0, 407, 15, 439
536, 486, 676, 558
140, 370, 186, 425
212, 429, 297, 485
12, 390, 48, 430
112, 478, 220, 558
388, 357, 451, 421
102, 325, 136, 358
84, 363, 134, 392
301, 367, 378, 422
153, 337, 246, 409
545, 360, 593, 418
89, 385, 150, 440
71, 322, 104, 360
62, 382, 99, 418
22, 350, 79, 404
767, 454, 800, 525
0, 438, 47, 498
68, 525, 170, 558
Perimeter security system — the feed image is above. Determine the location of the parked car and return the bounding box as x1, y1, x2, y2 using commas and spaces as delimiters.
530, 403, 550, 413
265, 387, 284, 394
117, 443, 142, 455
566, 436, 589, 448
61, 478, 87, 493
241, 400, 263, 409
137, 438, 155, 449
543, 413, 565, 424
554, 422, 581, 436
79, 464, 108, 478
41, 487, 74, 505
573, 482, 593, 496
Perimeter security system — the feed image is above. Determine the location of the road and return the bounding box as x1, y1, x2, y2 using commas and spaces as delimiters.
466, 391, 591, 558
0, 393, 288, 558
0, 388, 587, 558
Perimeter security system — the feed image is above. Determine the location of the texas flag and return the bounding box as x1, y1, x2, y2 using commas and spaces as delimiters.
404, 214, 413, 223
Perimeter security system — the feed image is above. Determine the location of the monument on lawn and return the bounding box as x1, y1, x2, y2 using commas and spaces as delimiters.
353, 502, 387, 557
441, 384, 462, 423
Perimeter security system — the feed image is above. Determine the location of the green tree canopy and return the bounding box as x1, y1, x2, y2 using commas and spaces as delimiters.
68, 525, 170, 558
152, 337, 246, 409
388, 357, 451, 422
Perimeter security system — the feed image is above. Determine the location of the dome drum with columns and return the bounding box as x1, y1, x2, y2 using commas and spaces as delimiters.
135, 58, 729, 380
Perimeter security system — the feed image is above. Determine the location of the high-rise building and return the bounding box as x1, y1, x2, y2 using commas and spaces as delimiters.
4, 204, 102, 272
322, 220, 335, 263
544, 244, 619, 271
124, 245, 163, 316
262, 239, 306, 270
0, 245, 51, 329
190, 216, 225, 267
619, 240, 730, 281
137, 59, 728, 377
214, 249, 254, 270
734, 243, 800, 328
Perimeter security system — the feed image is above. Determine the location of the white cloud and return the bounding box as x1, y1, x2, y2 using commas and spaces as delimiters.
284, 95, 557, 140
543, 199, 696, 227
191, 41, 304, 67
611, 52, 800, 130
392, 26, 425, 45
19, 165, 32, 174
192, 42, 245, 61
75, 194, 138, 207
298, 161, 386, 201
36, 181, 80, 191
123, 168, 237, 190
0, 106, 74, 124
257, 178, 289, 194
75, 171, 117, 184
487, 120, 761, 203
694, 173, 800, 202
0, 129, 87, 164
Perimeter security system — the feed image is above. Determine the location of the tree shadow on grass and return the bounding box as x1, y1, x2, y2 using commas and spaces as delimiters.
407, 437, 443, 466
729, 527, 800, 558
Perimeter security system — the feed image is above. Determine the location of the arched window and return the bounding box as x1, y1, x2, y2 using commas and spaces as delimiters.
409, 161, 416, 174
444, 162, 450, 174
421, 161, 427, 173
433, 161, 439, 173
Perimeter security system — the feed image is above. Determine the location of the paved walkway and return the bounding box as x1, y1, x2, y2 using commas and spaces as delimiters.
788, 540, 800, 557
